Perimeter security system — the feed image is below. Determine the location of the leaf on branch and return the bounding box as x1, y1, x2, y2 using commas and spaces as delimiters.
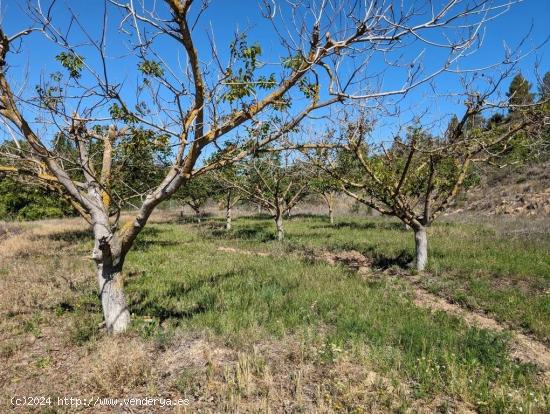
282, 54, 305, 71
222, 33, 272, 103
138, 60, 164, 78
109, 103, 138, 124
55, 52, 85, 79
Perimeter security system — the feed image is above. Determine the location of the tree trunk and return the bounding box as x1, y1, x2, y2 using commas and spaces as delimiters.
226, 206, 232, 230
413, 225, 428, 271
324, 192, 335, 225
92, 222, 130, 333
225, 191, 233, 230
190, 205, 201, 223
96, 260, 130, 333
275, 210, 284, 241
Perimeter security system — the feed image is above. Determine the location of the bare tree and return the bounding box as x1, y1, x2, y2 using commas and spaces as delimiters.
222, 151, 307, 241
308, 163, 340, 224
308, 95, 545, 271
222, 188, 239, 230
0, 0, 519, 331
174, 174, 213, 222
209, 164, 243, 231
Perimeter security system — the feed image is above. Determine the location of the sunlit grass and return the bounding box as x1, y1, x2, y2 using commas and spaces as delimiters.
200, 214, 550, 343
119, 219, 549, 412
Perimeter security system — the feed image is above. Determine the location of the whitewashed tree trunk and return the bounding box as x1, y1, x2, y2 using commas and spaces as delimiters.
225, 191, 233, 230
92, 220, 130, 333
190, 205, 201, 222
226, 206, 232, 230
275, 208, 284, 241
413, 225, 428, 271
323, 192, 335, 225
96, 260, 130, 333
328, 196, 334, 225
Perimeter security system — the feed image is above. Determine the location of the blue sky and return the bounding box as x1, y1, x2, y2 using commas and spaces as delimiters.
1, 0, 549, 152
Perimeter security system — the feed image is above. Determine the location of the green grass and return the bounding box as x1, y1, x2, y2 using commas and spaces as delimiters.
199, 214, 550, 344
116, 218, 549, 413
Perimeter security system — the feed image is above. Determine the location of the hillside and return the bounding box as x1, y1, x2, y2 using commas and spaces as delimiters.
453, 162, 550, 217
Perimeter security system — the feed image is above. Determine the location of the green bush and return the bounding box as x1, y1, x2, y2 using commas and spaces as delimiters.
0, 177, 74, 220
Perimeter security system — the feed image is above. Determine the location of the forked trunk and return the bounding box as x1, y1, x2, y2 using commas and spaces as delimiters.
96, 260, 130, 333
413, 225, 428, 271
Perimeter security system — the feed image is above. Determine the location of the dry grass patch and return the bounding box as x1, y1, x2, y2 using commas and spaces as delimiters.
0, 219, 92, 328
82, 336, 155, 395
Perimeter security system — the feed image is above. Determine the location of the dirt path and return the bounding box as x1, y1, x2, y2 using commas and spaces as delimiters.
216, 245, 550, 375
217, 246, 271, 257
319, 249, 550, 376
411, 287, 550, 373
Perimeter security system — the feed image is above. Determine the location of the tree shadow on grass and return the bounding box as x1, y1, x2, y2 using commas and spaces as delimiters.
232, 227, 277, 242
207, 221, 277, 242
176, 212, 215, 224
235, 213, 274, 221
128, 269, 242, 322
132, 226, 177, 252
288, 231, 333, 240
351, 244, 412, 270
285, 213, 327, 220
371, 250, 412, 270
133, 239, 183, 251
311, 220, 405, 231
45, 228, 92, 242
43, 224, 164, 244
129, 227, 187, 251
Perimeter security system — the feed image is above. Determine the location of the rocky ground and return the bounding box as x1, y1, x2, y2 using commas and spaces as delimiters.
452, 162, 550, 216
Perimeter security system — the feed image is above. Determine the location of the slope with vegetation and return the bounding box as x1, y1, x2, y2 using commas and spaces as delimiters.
453, 161, 550, 216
